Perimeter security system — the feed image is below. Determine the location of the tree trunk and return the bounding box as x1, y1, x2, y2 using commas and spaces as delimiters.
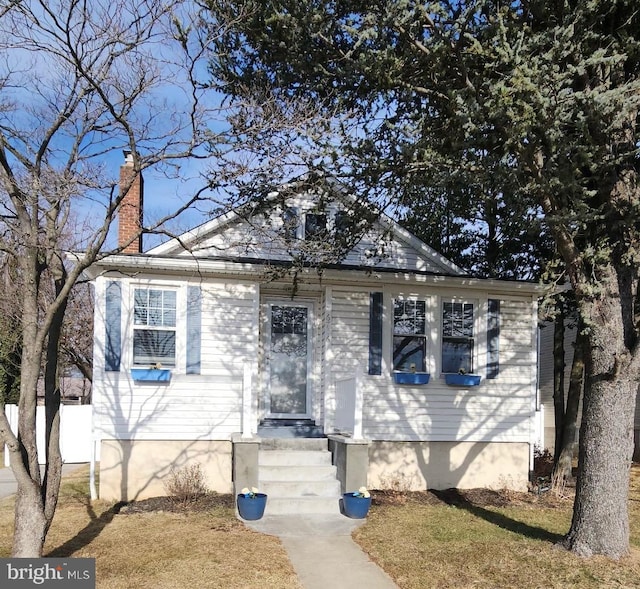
13, 479, 48, 557
42, 263, 67, 533
552, 304, 566, 461
552, 318, 585, 489
11, 241, 52, 557
562, 293, 636, 559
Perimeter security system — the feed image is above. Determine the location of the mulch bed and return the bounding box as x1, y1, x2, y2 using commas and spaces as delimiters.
119, 485, 573, 515
372, 486, 574, 509
119, 493, 234, 515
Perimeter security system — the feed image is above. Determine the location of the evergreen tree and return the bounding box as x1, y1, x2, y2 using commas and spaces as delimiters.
210, 0, 640, 558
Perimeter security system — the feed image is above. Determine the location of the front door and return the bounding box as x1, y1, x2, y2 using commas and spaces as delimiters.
265, 302, 313, 418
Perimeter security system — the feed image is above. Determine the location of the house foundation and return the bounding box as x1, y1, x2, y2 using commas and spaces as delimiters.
368, 441, 530, 492
99, 439, 233, 501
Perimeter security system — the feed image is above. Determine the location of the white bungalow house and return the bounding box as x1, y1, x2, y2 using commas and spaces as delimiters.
89, 154, 544, 504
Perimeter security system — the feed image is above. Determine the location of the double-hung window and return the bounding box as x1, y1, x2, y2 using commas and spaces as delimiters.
304, 212, 328, 240
393, 300, 427, 372
442, 302, 474, 373
282, 207, 299, 241
133, 288, 177, 367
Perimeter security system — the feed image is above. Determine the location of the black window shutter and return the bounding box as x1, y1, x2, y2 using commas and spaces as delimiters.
369, 292, 383, 375
105, 281, 122, 371
486, 299, 500, 379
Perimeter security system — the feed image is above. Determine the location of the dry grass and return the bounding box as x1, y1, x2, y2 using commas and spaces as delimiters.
0, 467, 301, 589
2, 464, 640, 588
354, 464, 640, 589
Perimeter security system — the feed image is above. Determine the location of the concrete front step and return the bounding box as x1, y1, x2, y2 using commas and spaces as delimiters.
259, 450, 333, 467
259, 464, 338, 482
266, 496, 341, 515
260, 479, 341, 497
258, 438, 341, 516
260, 438, 329, 451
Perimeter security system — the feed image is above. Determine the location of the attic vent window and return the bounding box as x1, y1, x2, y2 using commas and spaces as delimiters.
334, 210, 350, 236
304, 213, 327, 239
282, 207, 299, 240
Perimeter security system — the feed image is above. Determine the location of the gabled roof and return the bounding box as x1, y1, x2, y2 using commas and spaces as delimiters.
146, 179, 467, 277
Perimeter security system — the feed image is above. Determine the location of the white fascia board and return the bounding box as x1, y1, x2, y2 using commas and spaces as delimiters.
323, 270, 546, 296
88, 254, 264, 279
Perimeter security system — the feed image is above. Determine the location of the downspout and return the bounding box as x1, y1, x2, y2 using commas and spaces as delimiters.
89, 438, 97, 501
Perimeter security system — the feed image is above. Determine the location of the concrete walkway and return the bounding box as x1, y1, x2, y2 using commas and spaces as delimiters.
246, 514, 399, 589
0, 463, 86, 499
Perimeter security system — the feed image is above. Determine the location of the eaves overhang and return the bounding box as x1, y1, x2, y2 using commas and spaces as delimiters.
84, 253, 548, 296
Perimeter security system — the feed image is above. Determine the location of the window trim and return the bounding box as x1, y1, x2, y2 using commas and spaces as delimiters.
304, 212, 328, 240
440, 299, 476, 375
132, 287, 178, 368
392, 298, 428, 373
280, 204, 350, 242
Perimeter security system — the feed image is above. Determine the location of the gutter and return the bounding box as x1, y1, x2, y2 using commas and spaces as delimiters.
84, 254, 547, 295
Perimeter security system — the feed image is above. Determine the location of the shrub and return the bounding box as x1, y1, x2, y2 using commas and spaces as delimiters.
532, 445, 554, 479
164, 463, 209, 506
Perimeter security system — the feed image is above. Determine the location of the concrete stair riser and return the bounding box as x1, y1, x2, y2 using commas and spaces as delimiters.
260, 480, 341, 497
260, 438, 329, 451
259, 450, 333, 467
259, 464, 338, 482
265, 496, 340, 515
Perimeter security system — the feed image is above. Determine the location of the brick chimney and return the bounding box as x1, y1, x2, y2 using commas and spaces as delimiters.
117, 150, 144, 253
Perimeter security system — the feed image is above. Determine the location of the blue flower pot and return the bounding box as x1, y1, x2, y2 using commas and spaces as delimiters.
342, 493, 372, 519
130, 369, 171, 382
393, 371, 430, 385
444, 373, 482, 387
237, 493, 267, 520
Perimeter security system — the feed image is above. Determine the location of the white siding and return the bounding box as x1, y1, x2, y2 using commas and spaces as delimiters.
201, 282, 258, 374
329, 289, 370, 378
328, 288, 536, 444
93, 276, 258, 441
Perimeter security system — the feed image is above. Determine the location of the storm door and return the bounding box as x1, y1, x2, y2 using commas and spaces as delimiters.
265, 302, 313, 418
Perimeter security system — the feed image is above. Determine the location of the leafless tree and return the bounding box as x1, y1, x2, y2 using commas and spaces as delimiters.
0, 0, 317, 557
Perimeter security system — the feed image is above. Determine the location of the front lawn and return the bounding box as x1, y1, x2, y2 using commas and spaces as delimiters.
354, 465, 640, 589
2, 464, 640, 588
0, 468, 301, 589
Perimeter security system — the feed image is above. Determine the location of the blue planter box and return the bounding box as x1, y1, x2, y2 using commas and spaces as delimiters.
393, 371, 430, 385
445, 373, 481, 387
342, 493, 372, 519
237, 493, 268, 520
130, 369, 172, 382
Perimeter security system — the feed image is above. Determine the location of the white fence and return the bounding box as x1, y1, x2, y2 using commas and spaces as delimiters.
4, 404, 97, 466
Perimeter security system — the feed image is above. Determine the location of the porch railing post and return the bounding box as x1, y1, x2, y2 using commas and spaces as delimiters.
353, 369, 363, 440
242, 364, 253, 439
